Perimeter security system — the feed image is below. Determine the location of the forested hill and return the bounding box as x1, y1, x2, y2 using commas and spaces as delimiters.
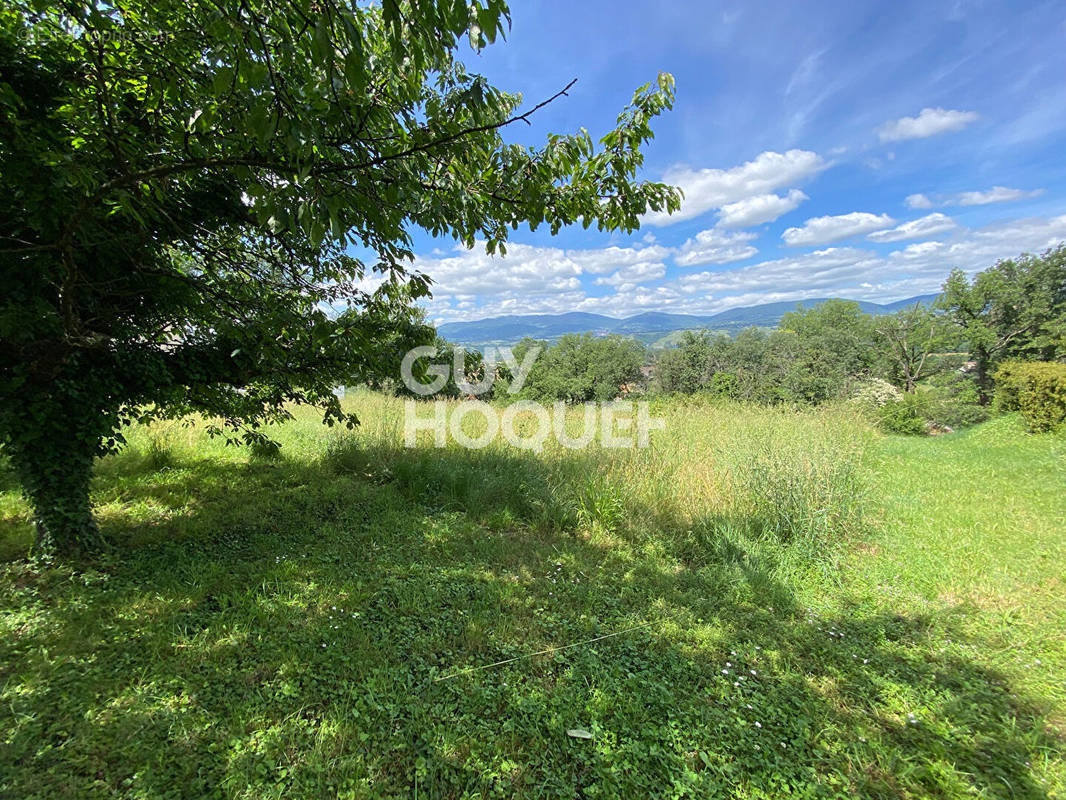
437, 294, 940, 346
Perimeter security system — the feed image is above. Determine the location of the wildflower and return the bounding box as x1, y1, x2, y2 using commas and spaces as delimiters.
722, 669, 729, 675
754, 721, 762, 728
750, 669, 757, 675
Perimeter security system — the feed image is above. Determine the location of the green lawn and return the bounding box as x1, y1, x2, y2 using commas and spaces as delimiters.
1, 397, 1063, 798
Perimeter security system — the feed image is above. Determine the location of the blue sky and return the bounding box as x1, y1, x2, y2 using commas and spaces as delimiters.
390, 0, 1066, 322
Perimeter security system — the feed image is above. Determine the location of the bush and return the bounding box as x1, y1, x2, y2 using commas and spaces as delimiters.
994, 362, 1066, 432
850, 378, 902, 413
923, 372, 988, 429
876, 394, 928, 435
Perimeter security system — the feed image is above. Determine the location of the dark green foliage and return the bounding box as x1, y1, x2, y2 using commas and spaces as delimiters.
778, 299, 878, 401
518, 334, 645, 402
876, 394, 931, 436
874, 302, 949, 392
654, 301, 878, 405
921, 371, 989, 429
938, 246, 1066, 402
0, 1, 679, 555
653, 331, 712, 394
649, 252, 1065, 430
994, 361, 1066, 432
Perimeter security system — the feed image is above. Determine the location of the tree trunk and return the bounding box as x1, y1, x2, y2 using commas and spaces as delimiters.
8, 435, 107, 559
974, 347, 993, 405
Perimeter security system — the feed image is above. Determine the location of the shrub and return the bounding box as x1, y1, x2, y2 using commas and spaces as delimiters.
994, 362, 1066, 432
850, 378, 902, 413
923, 373, 989, 429
876, 394, 928, 435
708, 371, 739, 399
993, 361, 1024, 412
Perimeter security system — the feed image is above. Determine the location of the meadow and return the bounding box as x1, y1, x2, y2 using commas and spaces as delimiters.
1, 393, 1064, 798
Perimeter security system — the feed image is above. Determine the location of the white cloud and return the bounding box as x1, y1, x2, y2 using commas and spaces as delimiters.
904, 186, 1044, 208
565, 244, 672, 274
877, 107, 978, 142
418, 216, 1066, 323
783, 212, 895, 246
413, 242, 669, 301
678, 247, 880, 295
955, 186, 1045, 206
716, 189, 808, 228
671, 215, 1066, 311
867, 213, 957, 242
675, 229, 758, 267
643, 150, 826, 225
593, 261, 667, 289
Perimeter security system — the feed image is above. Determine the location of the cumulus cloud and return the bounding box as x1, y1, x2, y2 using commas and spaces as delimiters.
782, 212, 895, 246
675, 229, 758, 267
672, 215, 1066, 310
643, 149, 826, 225
565, 244, 672, 274
593, 261, 667, 289
678, 247, 879, 295
877, 107, 978, 142
905, 193, 934, 209
716, 189, 808, 228
418, 216, 1066, 323
867, 213, 957, 242
414, 242, 668, 303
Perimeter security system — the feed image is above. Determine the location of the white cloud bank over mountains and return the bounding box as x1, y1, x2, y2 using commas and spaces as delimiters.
401, 132, 1058, 325
416, 215, 1066, 323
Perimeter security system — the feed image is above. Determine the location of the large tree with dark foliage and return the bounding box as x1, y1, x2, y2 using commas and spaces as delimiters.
0, 1, 679, 556
938, 246, 1066, 402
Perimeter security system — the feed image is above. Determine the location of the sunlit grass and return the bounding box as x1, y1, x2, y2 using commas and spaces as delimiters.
0, 394, 1063, 797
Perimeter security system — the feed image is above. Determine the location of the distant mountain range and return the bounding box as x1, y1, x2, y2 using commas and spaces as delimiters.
436, 294, 940, 348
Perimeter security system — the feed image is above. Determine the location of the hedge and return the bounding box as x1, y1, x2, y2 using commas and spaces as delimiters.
994, 361, 1066, 432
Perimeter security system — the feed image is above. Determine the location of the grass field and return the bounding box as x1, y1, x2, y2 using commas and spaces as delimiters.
1, 394, 1064, 798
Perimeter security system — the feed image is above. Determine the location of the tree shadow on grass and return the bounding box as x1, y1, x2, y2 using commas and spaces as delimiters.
0, 443, 1061, 798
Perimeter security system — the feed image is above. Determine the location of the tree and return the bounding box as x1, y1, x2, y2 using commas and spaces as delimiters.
654, 331, 712, 394
521, 334, 644, 402
938, 246, 1066, 402
0, 1, 680, 557
779, 300, 877, 402
337, 299, 436, 395
875, 303, 945, 392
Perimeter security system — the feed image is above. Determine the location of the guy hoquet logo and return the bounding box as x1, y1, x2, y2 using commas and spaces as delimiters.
399, 346, 665, 451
